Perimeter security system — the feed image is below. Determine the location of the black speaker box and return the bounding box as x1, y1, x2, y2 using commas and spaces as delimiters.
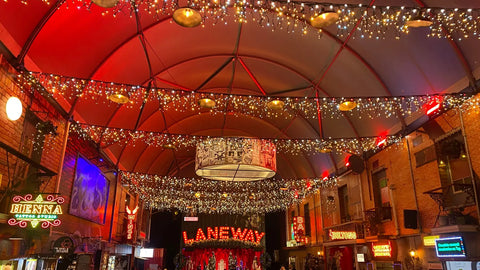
404, 209, 418, 229
348, 155, 365, 174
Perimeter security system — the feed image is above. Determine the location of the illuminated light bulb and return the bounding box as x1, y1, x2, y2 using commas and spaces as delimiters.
91, 0, 119, 8
198, 98, 216, 108
338, 101, 357, 111
163, 143, 176, 150
310, 11, 339, 28
108, 93, 130, 104
195, 192, 201, 198
173, 8, 202, 27
405, 16, 433, 28
409, 250, 416, 257
267, 99, 285, 110
6, 97, 23, 121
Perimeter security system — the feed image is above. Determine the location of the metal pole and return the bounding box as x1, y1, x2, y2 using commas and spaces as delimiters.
458, 109, 480, 221
405, 137, 422, 233
109, 170, 119, 243
312, 192, 318, 245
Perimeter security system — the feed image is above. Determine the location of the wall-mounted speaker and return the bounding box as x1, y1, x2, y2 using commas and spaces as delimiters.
404, 209, 418, 229
348, 155, 365, 174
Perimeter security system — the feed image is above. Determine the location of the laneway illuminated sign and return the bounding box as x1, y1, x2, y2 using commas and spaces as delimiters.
8, 194, 64, 228
423, 235, 440, 246
435, 237, 466, 258
182, 227, 265, 245
372, 241, 392, 257
126, 205, 139, 240
293, 216, 305, 243
329, 230, 357, 240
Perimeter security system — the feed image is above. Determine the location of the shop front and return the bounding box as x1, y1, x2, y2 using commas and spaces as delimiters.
431, 226, 480, 270
324, 221, 366, 270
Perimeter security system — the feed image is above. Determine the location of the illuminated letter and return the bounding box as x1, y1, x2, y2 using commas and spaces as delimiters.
10, 204, 20, 214
219, 226, 229, 239
207, 227, 218, 240
44, 205, 53, 214
53, 205, 63, 215
254, 231, 265, 244
195, 228, 206, 241
244, 230, 255, 242
183, 231, 194, 244
231, 227, 248, 240
24, 205, 32, 214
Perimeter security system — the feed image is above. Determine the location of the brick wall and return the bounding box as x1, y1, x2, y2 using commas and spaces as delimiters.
0, 56, 66, 206
53, 131, 117, 242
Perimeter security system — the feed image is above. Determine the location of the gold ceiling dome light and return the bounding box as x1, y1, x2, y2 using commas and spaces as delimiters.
108, 93, 130, 104
198, 98, 216, 109
310, 11, 340, 29
172, 8, 202, 28
267, 99, 285, 110
405, 16, 433, 28
91, 0, 119, 8
338, 101, 357, 111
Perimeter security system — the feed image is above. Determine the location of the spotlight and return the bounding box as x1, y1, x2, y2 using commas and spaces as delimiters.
405, 16, 433, 28
108, 93, 130, 104
338, 101, 357, 111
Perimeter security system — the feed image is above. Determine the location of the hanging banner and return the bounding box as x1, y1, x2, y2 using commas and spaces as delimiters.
8, 194, 64, 228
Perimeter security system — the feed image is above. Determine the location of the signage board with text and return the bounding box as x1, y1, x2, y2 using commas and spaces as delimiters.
435, 237, 466, 258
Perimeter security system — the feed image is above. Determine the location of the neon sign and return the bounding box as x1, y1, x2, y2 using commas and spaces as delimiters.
372, 241, 392, 257
183, 227, 265, 245
435, 237, 466, 258
329, 230, 357, 240
8, 194, 64, 228
293, 216, 305, 243
423, 235, 439, 247
126, 205, 139, 240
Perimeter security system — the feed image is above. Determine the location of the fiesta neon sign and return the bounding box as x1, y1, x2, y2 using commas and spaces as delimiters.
8, 194, 64, 228
182, 227, 265, 245
126, 206, 139, 240
372, 241, 392, 257
329, 230, 357, 240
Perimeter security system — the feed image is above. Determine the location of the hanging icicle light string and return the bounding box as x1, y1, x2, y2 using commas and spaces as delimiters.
17, 72, 479, 121
33, 0, 480, 40
120, 171, 338, 214
69, 121, 403, 155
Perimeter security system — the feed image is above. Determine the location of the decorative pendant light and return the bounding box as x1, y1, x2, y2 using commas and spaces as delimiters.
267, 99, 285, 110
195, 138, 276, 181
91, 0, 119, 8
108, 93, 130, 104
172, 8, 202, 28
6, 97, 23, 121
198, 98, 216, 108
338, 101, 357, 111
310, 11, 339, 28
405, 16, 433, 28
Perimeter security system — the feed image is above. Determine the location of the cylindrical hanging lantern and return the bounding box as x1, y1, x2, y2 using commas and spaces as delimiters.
195, 138, 276, 181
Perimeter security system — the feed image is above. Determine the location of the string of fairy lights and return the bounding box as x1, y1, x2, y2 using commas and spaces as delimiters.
31, 0, 480, 40
120, 171, 337, 214
70, 122, 402, 155
17, 72, 479, 121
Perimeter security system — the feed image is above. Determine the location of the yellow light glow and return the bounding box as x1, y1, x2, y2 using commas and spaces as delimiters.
423, 235, 439, 246
6, 97, 23, 121
173, 8, 202, 27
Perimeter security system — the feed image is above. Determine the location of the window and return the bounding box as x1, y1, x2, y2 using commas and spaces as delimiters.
303, 203, 311, 236
338, 185, 350, 223
371, 169, 392, 221
436, 132, 472, 193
